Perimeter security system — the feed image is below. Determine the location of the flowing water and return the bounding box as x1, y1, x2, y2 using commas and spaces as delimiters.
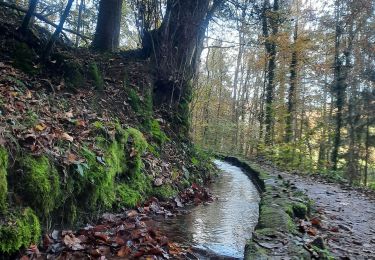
153, 160, 261, 259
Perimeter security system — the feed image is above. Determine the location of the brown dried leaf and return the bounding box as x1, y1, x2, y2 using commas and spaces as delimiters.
117, 246, 131, 257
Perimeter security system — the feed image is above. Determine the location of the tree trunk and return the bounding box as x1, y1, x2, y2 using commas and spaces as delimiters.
43, 0, 74, 59
147, 0, 223, 136
263, 0, 279, 145
75, 0, 84, 47
92, 0, 123, 52
20, 0, 39, 32
364, 114, 370, 186
285, 20, 298, 143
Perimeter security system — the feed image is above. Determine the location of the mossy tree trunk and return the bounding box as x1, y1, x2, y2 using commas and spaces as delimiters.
92, 0, 123, 52
142, 0, 224, 135
262, 0, 280, 145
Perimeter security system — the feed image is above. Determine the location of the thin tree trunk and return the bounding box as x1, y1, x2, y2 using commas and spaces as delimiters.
75, 0, 84, 47
364, 114, 370, 186
43, 0, 74, 59
20, 0, 38, 31
285, 20, 298, 143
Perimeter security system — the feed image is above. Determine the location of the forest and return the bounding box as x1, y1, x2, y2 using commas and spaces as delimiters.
0, 0, 374, 259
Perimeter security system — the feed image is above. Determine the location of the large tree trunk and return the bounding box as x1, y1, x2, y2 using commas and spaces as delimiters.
145, 0, 223, 135
92, 0, 123, 52
263, 0, 279, 145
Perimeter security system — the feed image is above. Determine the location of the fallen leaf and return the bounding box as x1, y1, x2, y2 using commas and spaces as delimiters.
307, 227, 318, 236
65, 111, 74, 118
117, 246, 131, 257
35, 123, 47, 131
94, 232, 109, 242
311, 217, 321, 227
61, 132, 74, 142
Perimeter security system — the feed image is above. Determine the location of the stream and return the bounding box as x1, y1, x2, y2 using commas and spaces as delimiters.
153, 160, 261, 259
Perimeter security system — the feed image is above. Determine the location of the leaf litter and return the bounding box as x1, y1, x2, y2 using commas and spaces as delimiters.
20, 183, 213, 259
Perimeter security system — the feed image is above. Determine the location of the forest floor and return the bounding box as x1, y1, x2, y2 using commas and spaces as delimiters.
259, 162, 375, 259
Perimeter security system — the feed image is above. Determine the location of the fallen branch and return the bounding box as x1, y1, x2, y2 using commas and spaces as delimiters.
0, 1, 91, 42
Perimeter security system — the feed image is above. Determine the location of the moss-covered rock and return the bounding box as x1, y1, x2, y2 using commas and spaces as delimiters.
0, 207, 41, 254
19, 155, 61, 219
258, 204, 296, 233
0, 147, 8, 213
292, 202, 308, 219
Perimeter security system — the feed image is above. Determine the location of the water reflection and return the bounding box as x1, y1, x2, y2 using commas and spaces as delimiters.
154, 160, 260, 259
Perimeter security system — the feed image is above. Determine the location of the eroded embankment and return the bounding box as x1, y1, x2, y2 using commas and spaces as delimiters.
222, 156, 328, 259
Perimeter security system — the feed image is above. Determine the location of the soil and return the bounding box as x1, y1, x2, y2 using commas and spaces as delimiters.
262, 164, 375, 259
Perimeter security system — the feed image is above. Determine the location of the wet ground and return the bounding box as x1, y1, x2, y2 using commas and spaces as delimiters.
153, 160, 261, 259
262, 165, 375, 259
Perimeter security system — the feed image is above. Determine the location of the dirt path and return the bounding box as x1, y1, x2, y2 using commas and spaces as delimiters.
263, 165, 375, 259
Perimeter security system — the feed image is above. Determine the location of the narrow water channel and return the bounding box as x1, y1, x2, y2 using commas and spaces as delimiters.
154, 160, 261, 259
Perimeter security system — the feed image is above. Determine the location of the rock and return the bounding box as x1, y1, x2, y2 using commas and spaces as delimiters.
154, 178, 163, 186
338, 224, 352, 232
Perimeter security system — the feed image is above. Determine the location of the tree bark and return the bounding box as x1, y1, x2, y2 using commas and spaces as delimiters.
20, 0, 39, 32
263, 0, 279, 145
146, 0, 224, 136
75, 0, 84, 47
43, 0, 74, 59
285, 20, 298, 143
92, 0, 123, 52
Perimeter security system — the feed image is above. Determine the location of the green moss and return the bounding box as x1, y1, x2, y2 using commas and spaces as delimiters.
244, 241, 268, 260
116, 172, 152, 208
63, 61, 84, 89
116, 184, 142, 208
19, 155, 61, 218
191, 157, 199, 166
127, 89, 141, 113
79, 142, 125, 209
258, 205, 295, 233
93, 120, 104, 129
126, 128, 148, 175
88, 63, 104, 90
76, 126, 148, 211
13, 42, 38, 75
0, 208, 41, 254
254, 228, 279, 237
23, 110, 39, 128
0, 147, 8, 213
292, 202, 308, 219
150, 120, 169, 145
284, 203, 294, 218
151, 184, 177, 200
